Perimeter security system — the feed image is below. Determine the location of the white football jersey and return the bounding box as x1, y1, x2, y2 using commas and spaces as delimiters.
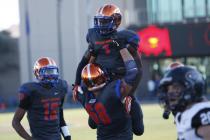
175, 101, 210, 140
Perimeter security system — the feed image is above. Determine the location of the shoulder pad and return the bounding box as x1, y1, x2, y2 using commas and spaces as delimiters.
18, 82, 36, 95
57, 79, 68, 94
117, 29, 140, 46
86, 28, 97, 43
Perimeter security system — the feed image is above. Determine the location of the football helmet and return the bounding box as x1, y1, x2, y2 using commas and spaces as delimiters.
158, 66, 205, 112
81, 63, 107, 91
94, 4, 122, 35
33, 57, 59, 84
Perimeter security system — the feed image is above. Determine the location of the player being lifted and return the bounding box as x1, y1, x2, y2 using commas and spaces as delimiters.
76, 47, 138, 140
73, 4, 144, 135
12, 57, 71, 140
158, 65, 210, 140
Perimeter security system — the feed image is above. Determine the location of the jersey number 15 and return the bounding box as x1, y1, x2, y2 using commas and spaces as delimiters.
43, 102, 60, 121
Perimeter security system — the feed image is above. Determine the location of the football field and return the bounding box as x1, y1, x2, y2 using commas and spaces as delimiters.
0, 104, 176, 140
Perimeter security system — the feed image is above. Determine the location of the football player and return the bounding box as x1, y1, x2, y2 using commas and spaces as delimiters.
75, 47, 138, 140
12, 57, 71, 140
73, 4, 144, 136
158, 66, 210, 140
162, 61, 185, 119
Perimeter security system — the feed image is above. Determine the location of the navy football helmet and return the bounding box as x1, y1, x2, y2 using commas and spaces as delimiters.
94, 4, 122, 35
33, 57, 59, 84
158, 66, 206, 112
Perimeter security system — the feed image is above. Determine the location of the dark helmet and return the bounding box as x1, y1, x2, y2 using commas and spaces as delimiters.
158, 66, 206, 112
166, 61, 184, 71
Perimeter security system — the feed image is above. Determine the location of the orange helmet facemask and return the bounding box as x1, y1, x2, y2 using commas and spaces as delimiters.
94, 4, 122, 35
81, 63, 107, 91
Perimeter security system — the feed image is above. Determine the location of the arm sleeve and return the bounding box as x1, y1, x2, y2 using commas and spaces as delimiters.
74, 49, 91, 85
127, 45, 142, 69
18, 85, 31, 110
131, 100, 144, 135
123, 60, 138, 86
127, 46, 143, 95
120, 30, 141, 86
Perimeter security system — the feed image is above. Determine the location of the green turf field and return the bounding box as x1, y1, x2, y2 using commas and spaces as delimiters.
0, 104, 176, 140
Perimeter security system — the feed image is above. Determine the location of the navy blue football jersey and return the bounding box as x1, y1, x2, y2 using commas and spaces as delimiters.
77, 80, 132, 140
18, 79, 68, 140
87, 28, 140, 76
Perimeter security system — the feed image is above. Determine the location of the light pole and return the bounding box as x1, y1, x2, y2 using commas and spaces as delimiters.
56, 0, 64, 78
24, 0, 32, 81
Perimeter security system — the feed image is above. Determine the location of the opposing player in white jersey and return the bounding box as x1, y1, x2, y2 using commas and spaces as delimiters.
162, 61, 185, 119
158, 66, 210, 140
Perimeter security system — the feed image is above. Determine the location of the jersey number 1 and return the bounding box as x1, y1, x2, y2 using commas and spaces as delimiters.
102, 44, 110, 55
85, 102, 111, 125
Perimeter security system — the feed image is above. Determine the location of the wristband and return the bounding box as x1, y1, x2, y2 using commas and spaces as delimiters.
61, 126, 70, 137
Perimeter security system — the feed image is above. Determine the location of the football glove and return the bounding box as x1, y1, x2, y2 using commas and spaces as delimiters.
72, 84, 83, 101
122, 96, 132, 114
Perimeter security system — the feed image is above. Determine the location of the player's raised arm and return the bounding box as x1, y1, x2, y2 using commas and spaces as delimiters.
127, 46, 143, 94
73, 49, 91, 101
73, 29, 97, 89
74, 49, 91, 85
119, 48, 138, 97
